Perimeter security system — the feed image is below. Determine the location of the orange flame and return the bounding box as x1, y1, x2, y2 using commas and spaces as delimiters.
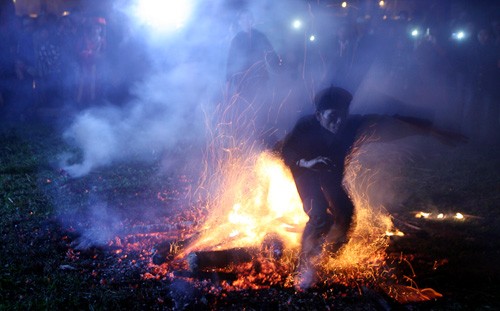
321, 142, 396, 272
182, 98, 397, 281
184, 151, 308, 254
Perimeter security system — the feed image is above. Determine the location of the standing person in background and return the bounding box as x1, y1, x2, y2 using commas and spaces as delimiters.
226, 9, 281, 101
33, 14, 63, 109
0, 2, 17, 110
324, 23, 356, 91
225, 9, 282, 142
14, 16, 37, 119
469, 28, 500, 142
77, 18, 106, 104
57, 15, 81, 105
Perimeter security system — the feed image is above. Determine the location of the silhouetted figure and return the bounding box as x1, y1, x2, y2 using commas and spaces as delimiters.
0, 3, 17, 110
446, 20, 476, 132
469, 28, 500, 141
225, 9, 281, 142
57, 15, 81, 104
13, 16, 37, 119
77, 18, 106, 104
33, 15, 63, 108
324, 23, 356, 91
226, 9, 280, 101
350, 19, 380, 92
410, 29, 450, 125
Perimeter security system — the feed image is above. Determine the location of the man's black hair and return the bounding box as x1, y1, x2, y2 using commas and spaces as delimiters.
314, 86, 353, 112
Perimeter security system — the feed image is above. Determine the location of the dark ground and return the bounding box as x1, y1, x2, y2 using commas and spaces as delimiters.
0, 122, 499, 310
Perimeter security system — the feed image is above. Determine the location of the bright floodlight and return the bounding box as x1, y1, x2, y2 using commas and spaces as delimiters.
411, 29, 419, 37
453, 30, 466, 40
379, 0, 385, 7
134, 0, 193, 31
309, 35, 315, 42
341, 2, 348, 8
292, 19, 302, 30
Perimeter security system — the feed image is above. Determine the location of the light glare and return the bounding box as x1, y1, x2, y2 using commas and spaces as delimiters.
415, 211, 430, 218
292, 19, 302, 29
134, 0, 193, 31
453, 31, 466, 40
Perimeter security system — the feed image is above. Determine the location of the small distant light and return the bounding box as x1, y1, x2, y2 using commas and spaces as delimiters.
383, 15, 388, 20
62, 11, 70, 17
411, 29, 419, 37
379, 0, 385, 7
455, 212, 464, 220
342, 2, 348, 8
309, 35, 315, 42
437, 213, 444, 219
29, 13, 38, 18
416, 211, 431, 218
292, 19, 302, 29
453, 31, 466, 40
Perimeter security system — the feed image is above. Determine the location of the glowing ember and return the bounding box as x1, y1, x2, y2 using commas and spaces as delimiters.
415, 211, 467, 221
386, 229, 405, 237
454, 212, 464, 220
416, 211, 431, 218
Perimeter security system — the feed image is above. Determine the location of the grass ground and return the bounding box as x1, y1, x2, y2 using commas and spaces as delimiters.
1, 124, 499, 310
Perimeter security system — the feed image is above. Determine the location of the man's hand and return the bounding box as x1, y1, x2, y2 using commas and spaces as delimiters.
297, 157, 333, 170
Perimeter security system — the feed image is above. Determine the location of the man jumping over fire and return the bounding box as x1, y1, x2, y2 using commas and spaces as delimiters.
280, 86, 465, 290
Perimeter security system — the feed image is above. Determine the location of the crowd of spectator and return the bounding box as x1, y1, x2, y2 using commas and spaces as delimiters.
0, 5, 110, 122
0, 2, 498, 142
298, 7, 500, 142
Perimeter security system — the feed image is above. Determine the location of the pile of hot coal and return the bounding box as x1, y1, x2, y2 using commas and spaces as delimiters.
150, 233, 295, 289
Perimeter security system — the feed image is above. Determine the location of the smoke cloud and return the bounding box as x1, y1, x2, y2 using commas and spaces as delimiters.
60, 67, 209, 177
52, 0, 478, 250
59, 0, 315, 177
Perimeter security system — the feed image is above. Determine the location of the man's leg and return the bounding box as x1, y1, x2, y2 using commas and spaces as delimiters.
324, 186, 354, 253
293, 172, 334, 289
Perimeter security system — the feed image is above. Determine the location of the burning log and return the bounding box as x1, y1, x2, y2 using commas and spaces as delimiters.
186, 234, 285, 272
187, 247, 259, 272
380, 284, 443, 304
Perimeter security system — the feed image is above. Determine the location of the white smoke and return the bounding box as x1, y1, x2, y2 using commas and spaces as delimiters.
60, 65, 213, 177
70, 200, 123, 250
59, 0, 314, 178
